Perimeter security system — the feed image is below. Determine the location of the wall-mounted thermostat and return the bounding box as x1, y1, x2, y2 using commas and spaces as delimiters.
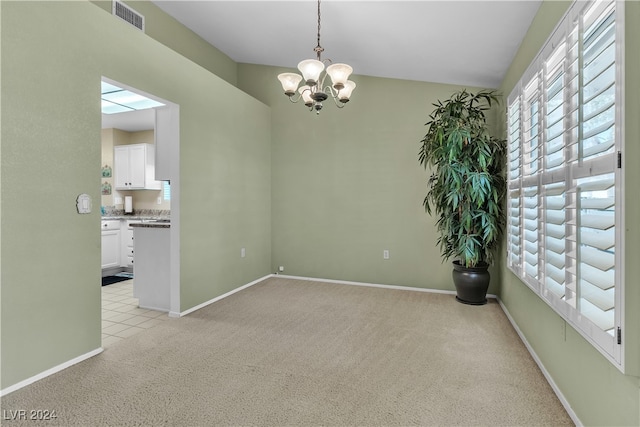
76, 194, 92, 214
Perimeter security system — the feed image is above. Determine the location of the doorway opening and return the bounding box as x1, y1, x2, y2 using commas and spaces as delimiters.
100, 77, 180, 348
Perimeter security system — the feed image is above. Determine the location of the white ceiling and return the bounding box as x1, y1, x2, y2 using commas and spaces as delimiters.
105, 0, 542, 131
151, 0, 542, 88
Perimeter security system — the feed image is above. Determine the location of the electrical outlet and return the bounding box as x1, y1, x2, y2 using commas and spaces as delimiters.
241, 248, 246, 258
157, 196, 162, 205
383, 250, 390, 260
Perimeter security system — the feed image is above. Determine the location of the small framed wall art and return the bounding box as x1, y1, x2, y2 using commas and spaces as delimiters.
101, 181, 112, 195
101, 164, 112, 178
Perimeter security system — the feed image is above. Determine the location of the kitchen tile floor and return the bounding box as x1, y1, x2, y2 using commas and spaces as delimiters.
102, 280, 168, 348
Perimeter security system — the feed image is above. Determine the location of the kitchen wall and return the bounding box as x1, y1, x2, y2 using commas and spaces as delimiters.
101, 128, 170, 211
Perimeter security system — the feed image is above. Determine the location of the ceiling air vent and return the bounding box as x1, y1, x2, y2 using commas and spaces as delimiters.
112, 1, 145, 32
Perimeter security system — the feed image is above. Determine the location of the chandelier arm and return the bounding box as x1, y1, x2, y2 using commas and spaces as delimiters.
332, 98, 346, 108
286, 93, 304, 104
324, 85, 348, 108
318, 72, 330, 90
326, 85, 343, 99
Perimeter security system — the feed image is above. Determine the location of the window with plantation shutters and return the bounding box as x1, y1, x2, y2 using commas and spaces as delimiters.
506, 0, 624, 369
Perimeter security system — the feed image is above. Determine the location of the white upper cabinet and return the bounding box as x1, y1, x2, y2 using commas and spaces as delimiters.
114, 143, 161, 190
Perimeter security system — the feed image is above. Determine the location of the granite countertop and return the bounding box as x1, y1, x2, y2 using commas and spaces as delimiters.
130, 220, 170, 229
101, 208, 170, 222
102, 215, 170, 221
101, 209, 170, 228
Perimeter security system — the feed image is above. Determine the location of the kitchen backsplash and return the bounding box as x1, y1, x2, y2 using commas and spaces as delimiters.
102, 206, 171, 218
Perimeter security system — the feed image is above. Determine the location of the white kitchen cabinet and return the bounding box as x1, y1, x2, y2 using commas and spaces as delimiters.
101, 221, 121, 269
120, 220, 138, 268
114, 143, 161, 190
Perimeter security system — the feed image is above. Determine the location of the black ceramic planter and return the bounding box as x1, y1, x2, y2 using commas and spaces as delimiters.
452, 260, 490, 305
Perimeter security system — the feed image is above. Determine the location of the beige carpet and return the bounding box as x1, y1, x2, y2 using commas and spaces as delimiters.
1, 277, 573, 426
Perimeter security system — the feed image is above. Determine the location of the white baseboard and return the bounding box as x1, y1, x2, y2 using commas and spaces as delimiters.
497, 299, 582, 427
1, 275, 272, 395
1, 348, 103, 397
178, 274, 273, 317
274, 274, 498, 299
138, 304, 169, 313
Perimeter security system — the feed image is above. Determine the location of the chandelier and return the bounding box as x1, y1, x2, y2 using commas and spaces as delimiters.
277, 0, 356, 114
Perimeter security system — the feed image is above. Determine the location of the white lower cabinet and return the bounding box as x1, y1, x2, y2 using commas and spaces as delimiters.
101, 221, 121, 269
120, 220, 138, 267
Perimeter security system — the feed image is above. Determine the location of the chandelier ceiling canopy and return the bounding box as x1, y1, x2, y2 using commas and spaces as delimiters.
277, 0, 356, 114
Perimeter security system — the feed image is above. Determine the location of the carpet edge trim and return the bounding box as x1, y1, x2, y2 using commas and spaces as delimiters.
497, 298, 582, 427
0, 347, 103, 397
178, 274, 273, 317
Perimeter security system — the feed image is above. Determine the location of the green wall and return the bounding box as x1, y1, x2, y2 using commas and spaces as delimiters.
238, 64, 500, 293
90, 0, 238, 86
497, 1, 640, 425
1, 1, 271, 388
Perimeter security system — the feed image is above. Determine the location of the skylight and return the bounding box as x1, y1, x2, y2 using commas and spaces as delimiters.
101, 81, 164, 114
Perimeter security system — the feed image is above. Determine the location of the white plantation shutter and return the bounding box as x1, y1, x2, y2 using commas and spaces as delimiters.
522, 186, 539, 285
577, 174, 616, 332
565, 25, 581, 166
508, 101, 522, 181
540, 40, 569, 302
523, 77, 541, 177
506, 0, 623, 368
544, 42, 566, 172
508, 190, 521, 269
507, 98, 522, 272
543, 183, 566, 299
581, 4, 616, 162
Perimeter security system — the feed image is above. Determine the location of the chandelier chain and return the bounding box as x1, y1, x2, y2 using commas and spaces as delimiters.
314, 0, 324, 59
317, 0, 321, 47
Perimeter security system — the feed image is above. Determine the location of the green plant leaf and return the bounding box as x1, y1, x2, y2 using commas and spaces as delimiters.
419, 89, 507, 266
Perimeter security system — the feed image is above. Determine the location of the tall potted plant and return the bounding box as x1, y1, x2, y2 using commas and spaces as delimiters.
419, 90, 506, 305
